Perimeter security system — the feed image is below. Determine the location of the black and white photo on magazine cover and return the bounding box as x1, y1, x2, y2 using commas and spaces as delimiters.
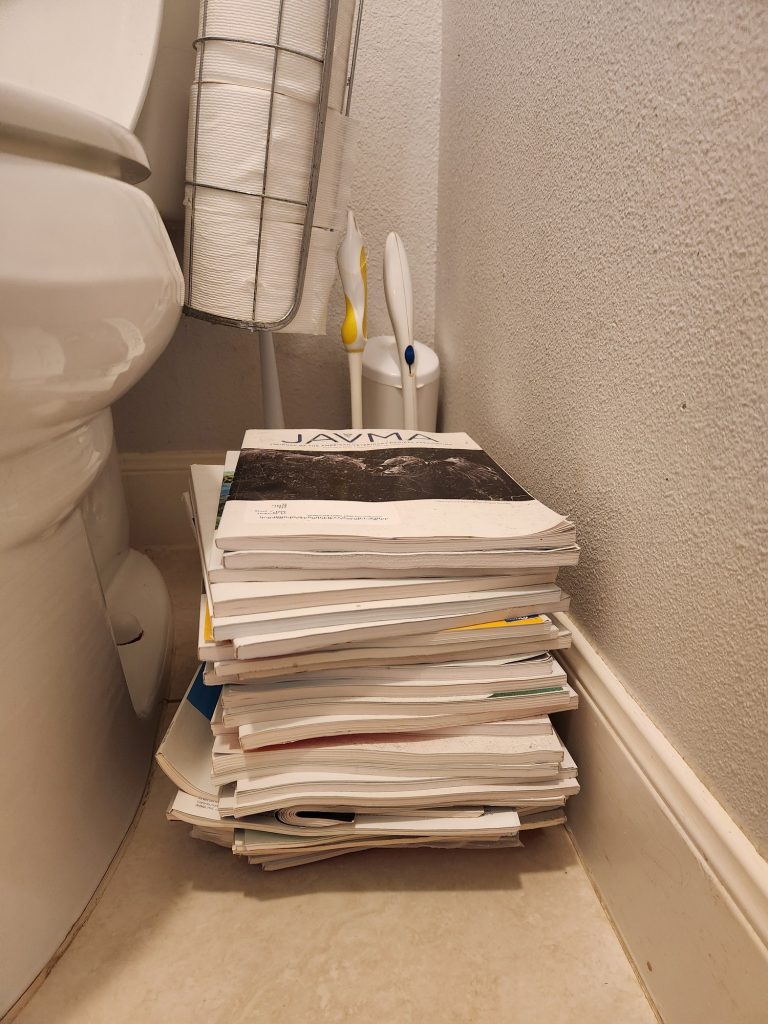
228, 447, 533, 503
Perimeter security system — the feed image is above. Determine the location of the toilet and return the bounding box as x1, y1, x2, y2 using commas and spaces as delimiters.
0, 1, 183, 1013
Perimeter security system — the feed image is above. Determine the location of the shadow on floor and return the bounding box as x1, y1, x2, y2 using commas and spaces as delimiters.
144, 769, 580, 903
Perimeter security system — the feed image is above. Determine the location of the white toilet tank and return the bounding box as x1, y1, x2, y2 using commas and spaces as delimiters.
0, 0, 163, 129
134, 0, 200, 220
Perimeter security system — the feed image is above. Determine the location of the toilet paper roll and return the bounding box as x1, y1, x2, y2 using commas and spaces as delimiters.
184, 187, 339, 333
283, 228, 340, 335
200, 0, 326, 58
313, 111, 357, 229
196, 43, 323, 105
186, 83, 354, 221
195, 0, 355, 111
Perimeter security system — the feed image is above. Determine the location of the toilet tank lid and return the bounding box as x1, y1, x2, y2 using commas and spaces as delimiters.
0, 81, 150, 184
0, 0, 163, 130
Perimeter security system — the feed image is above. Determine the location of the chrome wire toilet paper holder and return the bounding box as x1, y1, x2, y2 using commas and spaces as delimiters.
183, 0, 363, 426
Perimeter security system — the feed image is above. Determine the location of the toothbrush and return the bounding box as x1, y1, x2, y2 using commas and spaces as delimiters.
337, 210, 368, 429
383, 231, 418, 430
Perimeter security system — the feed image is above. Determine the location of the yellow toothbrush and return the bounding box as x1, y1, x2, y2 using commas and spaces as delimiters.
337, 209, 368, 428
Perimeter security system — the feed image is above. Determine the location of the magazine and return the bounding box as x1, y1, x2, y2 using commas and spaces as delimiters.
191, 461, 572, 582
218, 655, 566, 706
212, 584, 568, 644
229, 774, 580, 818
155, 665, 221, 800
211, 684, 578, 757
204, 626, 572, 683
215, 430, 576, 552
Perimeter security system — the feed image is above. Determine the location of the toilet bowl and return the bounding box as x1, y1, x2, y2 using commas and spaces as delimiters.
0, 1, 182, 1012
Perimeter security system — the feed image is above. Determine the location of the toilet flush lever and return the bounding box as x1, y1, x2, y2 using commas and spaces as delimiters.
109, 610, 144, 645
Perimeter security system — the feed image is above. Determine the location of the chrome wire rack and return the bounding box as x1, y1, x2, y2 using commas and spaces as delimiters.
184, 0, 362, 331
183, 0, 363, 426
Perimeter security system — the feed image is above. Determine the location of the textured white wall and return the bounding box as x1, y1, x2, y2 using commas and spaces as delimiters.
437, 2, 768, 852
114, 0, 442, 450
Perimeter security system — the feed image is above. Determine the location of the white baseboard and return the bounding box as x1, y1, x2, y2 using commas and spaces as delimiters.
119, 451, 224, 549
556, 613, 768, 1024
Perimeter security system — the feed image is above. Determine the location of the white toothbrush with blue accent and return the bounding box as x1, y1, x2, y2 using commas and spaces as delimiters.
383, 231, 418, 430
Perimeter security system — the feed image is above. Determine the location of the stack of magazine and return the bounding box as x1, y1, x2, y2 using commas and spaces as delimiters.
157, 430, 581, 870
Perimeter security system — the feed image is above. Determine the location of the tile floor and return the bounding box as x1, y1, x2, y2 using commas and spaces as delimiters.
14, 548, 657, 1024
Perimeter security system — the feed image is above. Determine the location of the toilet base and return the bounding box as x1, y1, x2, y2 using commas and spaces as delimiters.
0, 508, 161, 1014
106, 548, 173, 718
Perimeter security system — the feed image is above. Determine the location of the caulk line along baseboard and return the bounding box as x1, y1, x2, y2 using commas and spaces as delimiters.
556, 612, 768, 1024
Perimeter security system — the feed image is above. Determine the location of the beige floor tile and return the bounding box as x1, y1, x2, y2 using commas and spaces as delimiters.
16, 769, 655, 1024
14, 548, 656, 1024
